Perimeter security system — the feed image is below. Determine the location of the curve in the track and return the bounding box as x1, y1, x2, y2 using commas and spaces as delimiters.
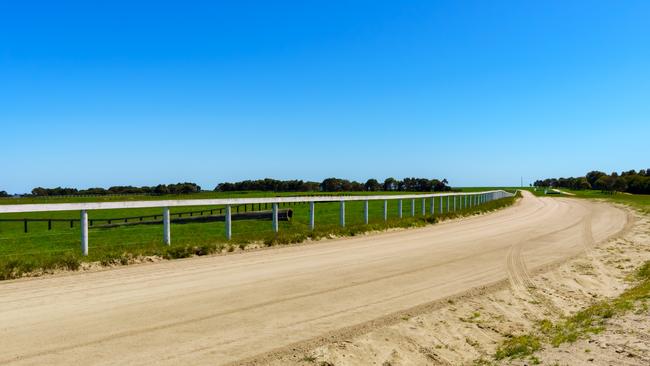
0, 191, 629, 366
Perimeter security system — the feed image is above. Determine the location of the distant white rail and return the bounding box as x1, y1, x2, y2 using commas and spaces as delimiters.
0, 190, 514, 255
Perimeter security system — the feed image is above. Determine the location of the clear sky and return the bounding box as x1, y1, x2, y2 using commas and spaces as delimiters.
2, 1, 649, 193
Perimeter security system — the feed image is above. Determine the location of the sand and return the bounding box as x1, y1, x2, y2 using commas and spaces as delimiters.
266, 201, 650, 366
0, 191, 630, 365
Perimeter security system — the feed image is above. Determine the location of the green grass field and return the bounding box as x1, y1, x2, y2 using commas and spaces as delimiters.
0, 190, 518, 280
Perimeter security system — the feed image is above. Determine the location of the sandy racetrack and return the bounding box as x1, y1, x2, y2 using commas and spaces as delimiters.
0, 192, 628, 365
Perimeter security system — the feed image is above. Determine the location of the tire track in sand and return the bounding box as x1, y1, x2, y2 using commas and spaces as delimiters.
505, 212, 594, 317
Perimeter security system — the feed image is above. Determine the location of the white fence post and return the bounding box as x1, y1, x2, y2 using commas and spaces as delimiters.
398, 200, 403, 218
383, 200, 388, 221
225, 205, 232, 240
272, 203, 279, 232
430, 197, 435, 215
453, 196, 456, 211
421, 198, 426, 216
163, 207, 170, 245
364, 200, 369, 224
439, 196, 442, 213
340, 200, 345, 227
309, 201, 315, 230
447, 196, 450, 213
81, 210, 88, 256
411, 199, 415, 216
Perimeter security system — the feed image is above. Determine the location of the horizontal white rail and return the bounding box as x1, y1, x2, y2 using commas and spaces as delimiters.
0, 190, 511, 213
0, 190, 514, 256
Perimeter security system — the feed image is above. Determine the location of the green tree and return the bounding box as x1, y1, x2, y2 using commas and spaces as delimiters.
612, 177, 628, 193
320, 178, 352, 192
586, 171, 606, 186
594, 175, 614, 193
576, 177, 591, 190
364, 179, 381, 191
383, 177, 397, 191
153, 184, 170, 195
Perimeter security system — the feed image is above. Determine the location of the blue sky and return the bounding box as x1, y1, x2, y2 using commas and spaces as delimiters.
2, 1, 649, 193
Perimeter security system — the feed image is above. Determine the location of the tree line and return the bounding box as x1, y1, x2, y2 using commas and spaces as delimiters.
215, 179, 320, 192
14, 176, 452, 197
29, 182, 202, 196
534, 169, 650, 194
215, 177, 451, 192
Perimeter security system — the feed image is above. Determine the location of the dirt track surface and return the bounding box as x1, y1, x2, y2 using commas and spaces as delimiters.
0, 192, 628, 365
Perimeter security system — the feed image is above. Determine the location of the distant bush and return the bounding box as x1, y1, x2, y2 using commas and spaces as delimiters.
29, 182, 201, 196
27, 177, 454, 196
318, 177, 450, 192
215, 177, 452, 193
215, 178, 320, 192
535, 169, 650, 194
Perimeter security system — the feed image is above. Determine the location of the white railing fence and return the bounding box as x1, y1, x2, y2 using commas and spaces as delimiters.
0, 190, 514, 256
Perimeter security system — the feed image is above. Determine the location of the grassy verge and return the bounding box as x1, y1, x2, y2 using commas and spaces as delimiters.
494, 261, 650, 362
0, 192, 520, 280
